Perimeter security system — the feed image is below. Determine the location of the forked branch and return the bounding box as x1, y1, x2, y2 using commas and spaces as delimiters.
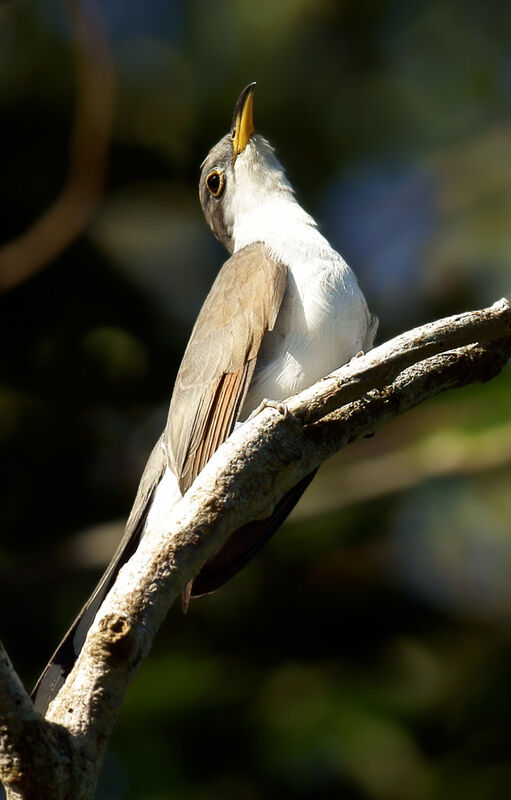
1, 298, 510, 799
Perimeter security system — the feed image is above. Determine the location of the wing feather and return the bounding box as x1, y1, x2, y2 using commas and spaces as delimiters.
166, 242, 287, 494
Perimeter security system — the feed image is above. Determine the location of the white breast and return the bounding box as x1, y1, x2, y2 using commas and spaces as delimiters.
235, 199, 376, 416
224, 136, 377, 417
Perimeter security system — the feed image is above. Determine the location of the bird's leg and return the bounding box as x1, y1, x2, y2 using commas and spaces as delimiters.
246, 398, 289, 421
181, 581, 193, 613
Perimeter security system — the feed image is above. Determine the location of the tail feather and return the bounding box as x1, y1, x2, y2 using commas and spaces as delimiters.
31, 513, 147, 714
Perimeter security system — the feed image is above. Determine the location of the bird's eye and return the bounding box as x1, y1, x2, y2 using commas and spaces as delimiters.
206, 169, 224, 197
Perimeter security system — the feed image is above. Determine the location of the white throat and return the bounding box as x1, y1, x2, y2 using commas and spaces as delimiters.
225, 136, 331, 263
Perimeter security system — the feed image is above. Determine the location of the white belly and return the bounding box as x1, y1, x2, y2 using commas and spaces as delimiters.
241, 249, 376, 417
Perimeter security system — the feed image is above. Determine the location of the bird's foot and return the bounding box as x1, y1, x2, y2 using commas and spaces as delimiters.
247, 398, 289, 422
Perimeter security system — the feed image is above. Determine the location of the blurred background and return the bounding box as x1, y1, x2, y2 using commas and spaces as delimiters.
1, 0, 510, 798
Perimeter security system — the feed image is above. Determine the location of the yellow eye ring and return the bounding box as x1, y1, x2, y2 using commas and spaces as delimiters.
206, 169, 225, 198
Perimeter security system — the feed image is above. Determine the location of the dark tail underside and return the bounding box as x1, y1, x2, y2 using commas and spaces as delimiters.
190, 469, 317, 596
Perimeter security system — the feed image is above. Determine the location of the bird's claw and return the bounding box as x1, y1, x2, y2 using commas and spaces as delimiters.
247, 398, 289, 422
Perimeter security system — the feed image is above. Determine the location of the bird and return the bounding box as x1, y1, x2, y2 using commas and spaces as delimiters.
32, 83, 377, 713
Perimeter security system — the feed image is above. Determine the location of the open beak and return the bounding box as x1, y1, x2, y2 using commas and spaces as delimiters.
231, 82, 256, 160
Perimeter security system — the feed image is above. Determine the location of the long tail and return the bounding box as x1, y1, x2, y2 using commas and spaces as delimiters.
31, 512, 148, 714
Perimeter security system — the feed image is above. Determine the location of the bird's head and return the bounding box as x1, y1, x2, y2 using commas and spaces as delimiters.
199, 83, 294, 253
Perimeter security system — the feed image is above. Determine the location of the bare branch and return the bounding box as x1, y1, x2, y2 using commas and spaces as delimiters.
0, 298, 509, 798
289, 297, 511, 425
46, 300, 511, 774
0, 640, 73, 799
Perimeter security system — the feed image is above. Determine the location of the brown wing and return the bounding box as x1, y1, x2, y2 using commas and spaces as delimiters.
165, 242, 287, 494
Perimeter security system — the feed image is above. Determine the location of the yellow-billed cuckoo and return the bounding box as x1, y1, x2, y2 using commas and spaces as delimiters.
32, 84, 377, 713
